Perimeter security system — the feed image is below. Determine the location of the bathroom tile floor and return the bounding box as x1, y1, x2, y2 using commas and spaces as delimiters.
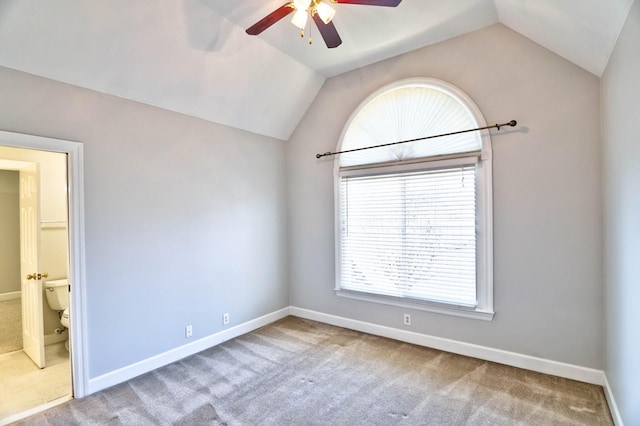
0, 342, 71, 422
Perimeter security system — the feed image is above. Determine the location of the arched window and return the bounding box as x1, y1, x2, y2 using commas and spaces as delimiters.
335, 78, 494, 320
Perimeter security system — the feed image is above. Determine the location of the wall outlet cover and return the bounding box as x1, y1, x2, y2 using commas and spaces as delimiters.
403, 314, 411, 326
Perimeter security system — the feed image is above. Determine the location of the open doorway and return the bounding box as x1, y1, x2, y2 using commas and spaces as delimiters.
0, 151, 71, 417
0, 131, 87, 422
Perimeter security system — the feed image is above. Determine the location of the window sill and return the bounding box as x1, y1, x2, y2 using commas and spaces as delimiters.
335, 289, 494, 321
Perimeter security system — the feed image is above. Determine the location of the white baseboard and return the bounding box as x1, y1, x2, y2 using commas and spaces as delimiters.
86, 305, 610, 406
0, 291, 20, 302
290, 307, 606, 386
603, 374, 624, 425
86, 307, 290, 395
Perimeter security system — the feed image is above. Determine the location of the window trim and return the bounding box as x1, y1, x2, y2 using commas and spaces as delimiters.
333, 78, 494, 321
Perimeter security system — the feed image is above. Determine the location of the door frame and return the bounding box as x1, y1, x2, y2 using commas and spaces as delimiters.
0, 130, 88, 398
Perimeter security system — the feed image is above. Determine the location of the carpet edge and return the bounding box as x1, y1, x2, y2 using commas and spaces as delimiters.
86, 307, 291, 395
290, 306, 606, 386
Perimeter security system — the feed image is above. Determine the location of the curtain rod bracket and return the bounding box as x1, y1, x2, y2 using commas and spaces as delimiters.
316, 119, 518, 159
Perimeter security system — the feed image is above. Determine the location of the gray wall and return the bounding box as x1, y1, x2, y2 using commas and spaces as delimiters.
0, 65, 289, 378
287, 24, 603, 369
0, 170, 19, 295
602, 0, 640, 423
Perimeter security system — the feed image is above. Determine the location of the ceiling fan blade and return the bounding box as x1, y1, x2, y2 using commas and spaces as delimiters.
246, 3, 295, 35
312, 13, 342, 48
334, 0, 402, 6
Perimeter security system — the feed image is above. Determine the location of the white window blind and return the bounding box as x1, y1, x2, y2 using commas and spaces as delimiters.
334, 78, 494, 320
339, 85, 481, 168
339, 163, 477, 306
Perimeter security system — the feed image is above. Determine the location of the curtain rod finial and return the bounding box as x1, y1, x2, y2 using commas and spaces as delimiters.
496, 120, 517, 130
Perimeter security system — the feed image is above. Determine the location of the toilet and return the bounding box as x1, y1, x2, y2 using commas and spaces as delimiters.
43, 278, 70, 350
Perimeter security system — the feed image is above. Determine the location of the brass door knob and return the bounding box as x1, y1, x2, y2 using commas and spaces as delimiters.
26, 272, 49, 280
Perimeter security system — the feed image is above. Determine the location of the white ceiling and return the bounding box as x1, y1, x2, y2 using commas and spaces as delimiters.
0, 0, 633, 140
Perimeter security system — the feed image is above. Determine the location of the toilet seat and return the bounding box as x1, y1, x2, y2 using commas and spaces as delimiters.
61, 308, 70, 328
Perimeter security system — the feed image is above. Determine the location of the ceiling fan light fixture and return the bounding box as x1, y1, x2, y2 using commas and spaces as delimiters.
293, 0, 312, 11
246, 0, 402, 48
291, 9, 309, 29
315, 1, 336, 24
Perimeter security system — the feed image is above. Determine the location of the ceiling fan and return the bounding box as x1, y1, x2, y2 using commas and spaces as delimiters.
245, 0, 402, 49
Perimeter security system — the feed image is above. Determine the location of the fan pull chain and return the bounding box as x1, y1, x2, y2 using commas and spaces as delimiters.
299, 9, 309, 39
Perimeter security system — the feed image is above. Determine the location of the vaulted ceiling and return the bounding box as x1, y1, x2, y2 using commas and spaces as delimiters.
0, 0, 633, 140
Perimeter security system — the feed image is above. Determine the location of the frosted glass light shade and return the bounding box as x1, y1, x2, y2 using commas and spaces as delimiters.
339, 80, 483, 167
315, 2, 336, 24
291, 9, 308, 29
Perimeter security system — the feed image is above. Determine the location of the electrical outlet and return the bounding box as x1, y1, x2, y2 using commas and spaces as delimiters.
403, 314, 411, 326
185, 325, 193, 338
223, 313, 230, 325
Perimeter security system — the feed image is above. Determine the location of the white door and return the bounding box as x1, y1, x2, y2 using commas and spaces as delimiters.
20, 165, 46, 369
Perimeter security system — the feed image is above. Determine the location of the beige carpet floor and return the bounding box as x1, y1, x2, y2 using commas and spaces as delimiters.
0, 299, 22, 355
17, 316, 613, 425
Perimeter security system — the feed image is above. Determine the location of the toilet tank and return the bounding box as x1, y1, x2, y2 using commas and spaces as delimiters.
43, 279, 69, 311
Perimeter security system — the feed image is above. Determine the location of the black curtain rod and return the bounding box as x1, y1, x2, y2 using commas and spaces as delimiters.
316, 120, 517, 159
